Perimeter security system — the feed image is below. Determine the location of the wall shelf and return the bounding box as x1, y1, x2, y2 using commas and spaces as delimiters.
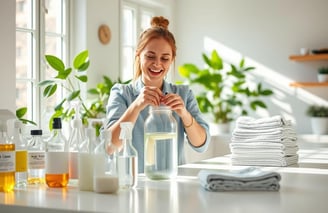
289, 82, 328, 87
289, 54, 328, 61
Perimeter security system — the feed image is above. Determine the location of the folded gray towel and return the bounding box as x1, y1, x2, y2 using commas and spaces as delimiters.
198, 167, 281, 192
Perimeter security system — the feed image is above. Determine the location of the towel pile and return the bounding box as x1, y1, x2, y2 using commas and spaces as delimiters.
230, 115, 299, 166
198, 167, 281, 191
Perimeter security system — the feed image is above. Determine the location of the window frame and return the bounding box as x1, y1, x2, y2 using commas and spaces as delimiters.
15, 0, 70, 131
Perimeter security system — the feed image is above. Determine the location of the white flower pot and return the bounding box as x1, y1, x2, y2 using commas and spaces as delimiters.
317, 74, 328, 82
310, 117, 328, 135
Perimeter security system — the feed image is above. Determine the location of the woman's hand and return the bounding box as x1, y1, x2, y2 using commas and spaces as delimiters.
133, 86, 163, 111
161, 93, 188, 117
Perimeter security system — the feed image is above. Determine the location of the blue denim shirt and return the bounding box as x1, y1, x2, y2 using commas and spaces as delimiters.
105, 77, 211, 172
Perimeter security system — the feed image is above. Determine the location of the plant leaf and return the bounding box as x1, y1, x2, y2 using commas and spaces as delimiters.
88, 88, 99, 95
211, 50, 223, 70
56, 68, 72, 79
43, 84, 57, 97
73, 50, 89, 69
76, 75, 88, 82
16, 107, 27, 119
178, 64, 199, 78
67, 90, 80, 101
45, 55, 65, 71
78, 61, 90, 72
38, 80, 55, 86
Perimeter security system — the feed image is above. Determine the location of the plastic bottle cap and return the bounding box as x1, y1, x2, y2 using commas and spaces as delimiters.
52, 118, 62, 129
31, 129, 42, 135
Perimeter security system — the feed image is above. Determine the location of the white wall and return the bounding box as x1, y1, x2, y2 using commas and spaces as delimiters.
0, 0, 16, 112
71, 0, 120, 92
175, 0, 328, 134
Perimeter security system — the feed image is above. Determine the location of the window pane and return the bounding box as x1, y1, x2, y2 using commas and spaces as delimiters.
16, 0, 33, 29
123, 9, 135, 45
122, 47, 134, 81
45, 36, 63, 78
16, 31, 33, 78
45, 0, 63, 33
16, 81, 33, 118
141, 12, 152, 32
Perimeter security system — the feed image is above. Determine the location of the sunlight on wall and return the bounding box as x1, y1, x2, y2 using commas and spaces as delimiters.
203, 36, 328, 123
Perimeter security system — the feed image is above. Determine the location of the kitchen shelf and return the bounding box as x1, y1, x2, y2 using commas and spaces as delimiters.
289, 54, 328, 61
289, 82, 328, 87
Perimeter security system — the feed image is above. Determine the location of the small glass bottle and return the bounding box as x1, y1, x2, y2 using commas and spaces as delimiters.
144, 106, 178, 180
0, 109, 16, 192
93, 129, 118, 193
78, 126, 94, 191
45, 117, 69, 188
27, 129, 46, 185
68, 102, 85, 183
116, 122, 138, 189
12, 120, 28, 188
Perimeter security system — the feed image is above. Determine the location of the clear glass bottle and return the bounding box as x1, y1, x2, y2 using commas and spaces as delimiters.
45, 117, 69, 188
93, 129, 118, 193
78, 126, 94, 191
0, 109, 16, 192
116, 122, 138, 189
144, 106, 178, 180
27, 129, 45, 185
68, 102, 85, 183
12, 120, 28, 188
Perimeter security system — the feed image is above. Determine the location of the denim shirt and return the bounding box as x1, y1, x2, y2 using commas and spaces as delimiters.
105, 77, 211, 173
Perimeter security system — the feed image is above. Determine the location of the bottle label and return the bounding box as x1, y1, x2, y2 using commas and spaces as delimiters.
16, 150, 28, 172
45, 152, 69, 174
0, 151, 15, 173
28, 151, 45, 169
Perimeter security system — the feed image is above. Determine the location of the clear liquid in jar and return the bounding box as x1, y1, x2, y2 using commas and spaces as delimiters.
144, 132, 177, 180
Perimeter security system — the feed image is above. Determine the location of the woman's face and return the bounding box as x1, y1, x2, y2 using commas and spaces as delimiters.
139, 38, 173, 87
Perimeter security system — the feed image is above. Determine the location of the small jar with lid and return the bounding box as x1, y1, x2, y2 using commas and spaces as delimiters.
27, 129, 46, 185
144, 106, 178, 180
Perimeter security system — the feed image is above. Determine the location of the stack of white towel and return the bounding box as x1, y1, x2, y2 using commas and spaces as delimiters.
230, 115, 299, 166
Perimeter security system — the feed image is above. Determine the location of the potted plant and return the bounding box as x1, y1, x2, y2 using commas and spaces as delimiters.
39, 50, 125, 136
306, 105, 328, 134
317, 67, 328, 82
178, 50, 273, 132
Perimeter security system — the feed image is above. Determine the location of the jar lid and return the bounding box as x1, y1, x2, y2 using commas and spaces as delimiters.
31, 129, 42, 135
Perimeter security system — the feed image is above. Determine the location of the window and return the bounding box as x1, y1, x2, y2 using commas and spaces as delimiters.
16, 0, 69, 130
121, 2, 155, 82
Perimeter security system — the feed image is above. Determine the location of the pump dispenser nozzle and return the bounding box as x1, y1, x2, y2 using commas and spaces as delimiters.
119, 122, 133, 140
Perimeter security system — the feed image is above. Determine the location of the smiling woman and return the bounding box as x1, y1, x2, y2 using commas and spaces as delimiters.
105, 16, 211, 174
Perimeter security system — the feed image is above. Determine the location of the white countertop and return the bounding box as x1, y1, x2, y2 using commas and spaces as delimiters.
1, 142, 328, 213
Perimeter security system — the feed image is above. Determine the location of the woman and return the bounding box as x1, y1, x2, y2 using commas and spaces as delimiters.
106, 16, 210, 172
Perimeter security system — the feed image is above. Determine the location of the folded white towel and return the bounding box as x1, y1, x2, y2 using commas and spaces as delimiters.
231, 135, 298, 143
198, 167, 281, 191
236, 115, 287, 129
230, 141, 298, 149
231, 155, 298, 167
230, 144, 299, 156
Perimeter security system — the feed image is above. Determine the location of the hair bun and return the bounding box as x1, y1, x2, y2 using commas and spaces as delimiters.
151, 16, 169, 29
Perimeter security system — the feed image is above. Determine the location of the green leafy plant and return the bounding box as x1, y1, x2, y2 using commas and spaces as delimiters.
39, 50, 90, 130
178, 49, 273, 124
306, 105, 328, 117
39, 50, 128, 135
318, 67, 328, 74
86, 76, 129, 135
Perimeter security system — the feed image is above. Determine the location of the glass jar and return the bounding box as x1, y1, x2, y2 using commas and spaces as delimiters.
144, 106, 177, 180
